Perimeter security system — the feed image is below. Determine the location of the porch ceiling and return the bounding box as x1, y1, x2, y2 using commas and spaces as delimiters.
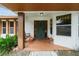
2, 3, 79, 11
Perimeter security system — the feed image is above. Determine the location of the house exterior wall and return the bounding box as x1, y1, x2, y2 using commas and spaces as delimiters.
78, 14, 79, 39
78, 15, 79, 38
25, 11, 79, 50
52, 12, 79, 50
77, 14, 79, 50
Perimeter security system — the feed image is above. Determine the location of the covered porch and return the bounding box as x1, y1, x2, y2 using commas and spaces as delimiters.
13, 38, 71, 51
1, 3, 79, 51
24, 39, 71, 51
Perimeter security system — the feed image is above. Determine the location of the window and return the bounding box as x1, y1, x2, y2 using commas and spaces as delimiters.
2, 21, 6, 34
56, 14, 71, 36
9, 21, 14, 34
50, 19, 52, 34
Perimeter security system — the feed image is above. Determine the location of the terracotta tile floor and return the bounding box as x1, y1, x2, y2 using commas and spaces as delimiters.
24, 39, 71, 51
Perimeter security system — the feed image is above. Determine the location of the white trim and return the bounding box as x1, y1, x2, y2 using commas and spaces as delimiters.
1, 34, 15, 38
1, 20, 6, 21
15, 11, 79, 14
1, 34, 6, 38
9, 20, 14, 21
1, 19, 15, 21
56, 24, 71, 26
9, 34, 15, 36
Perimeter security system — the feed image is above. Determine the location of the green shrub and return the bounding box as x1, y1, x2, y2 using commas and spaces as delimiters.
12, 35, 17, 46
0, 37, 6, 48
0, 35, 17, 55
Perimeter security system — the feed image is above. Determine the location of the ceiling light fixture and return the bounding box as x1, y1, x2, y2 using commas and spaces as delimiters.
40, 12, 44, 16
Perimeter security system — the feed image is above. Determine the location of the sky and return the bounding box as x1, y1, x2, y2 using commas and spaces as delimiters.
0, 4, 17, 16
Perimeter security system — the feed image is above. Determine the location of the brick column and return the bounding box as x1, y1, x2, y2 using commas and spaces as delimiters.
18, 12, 25, 50
6, 20, 9, 35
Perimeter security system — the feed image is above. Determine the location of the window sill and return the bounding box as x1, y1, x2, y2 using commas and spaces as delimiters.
56, 35, 71, 38
9, 34, 15, 36
1, 34, 6, 38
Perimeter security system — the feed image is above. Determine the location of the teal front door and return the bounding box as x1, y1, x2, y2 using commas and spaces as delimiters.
34, 21, 47, 39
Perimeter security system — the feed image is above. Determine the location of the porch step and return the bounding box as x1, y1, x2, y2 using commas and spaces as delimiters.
7, 51, 57, 56
7, 50, 30, 56
29, 51, 57, 56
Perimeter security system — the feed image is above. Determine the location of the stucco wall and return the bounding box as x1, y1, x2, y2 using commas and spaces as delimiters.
53, 12, 79, 50
25, 11, 79, 50
78, 14, 79, 38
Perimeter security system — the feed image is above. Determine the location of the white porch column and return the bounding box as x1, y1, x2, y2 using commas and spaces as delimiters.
6, 20, 9, 35
72, 13, 79, 50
